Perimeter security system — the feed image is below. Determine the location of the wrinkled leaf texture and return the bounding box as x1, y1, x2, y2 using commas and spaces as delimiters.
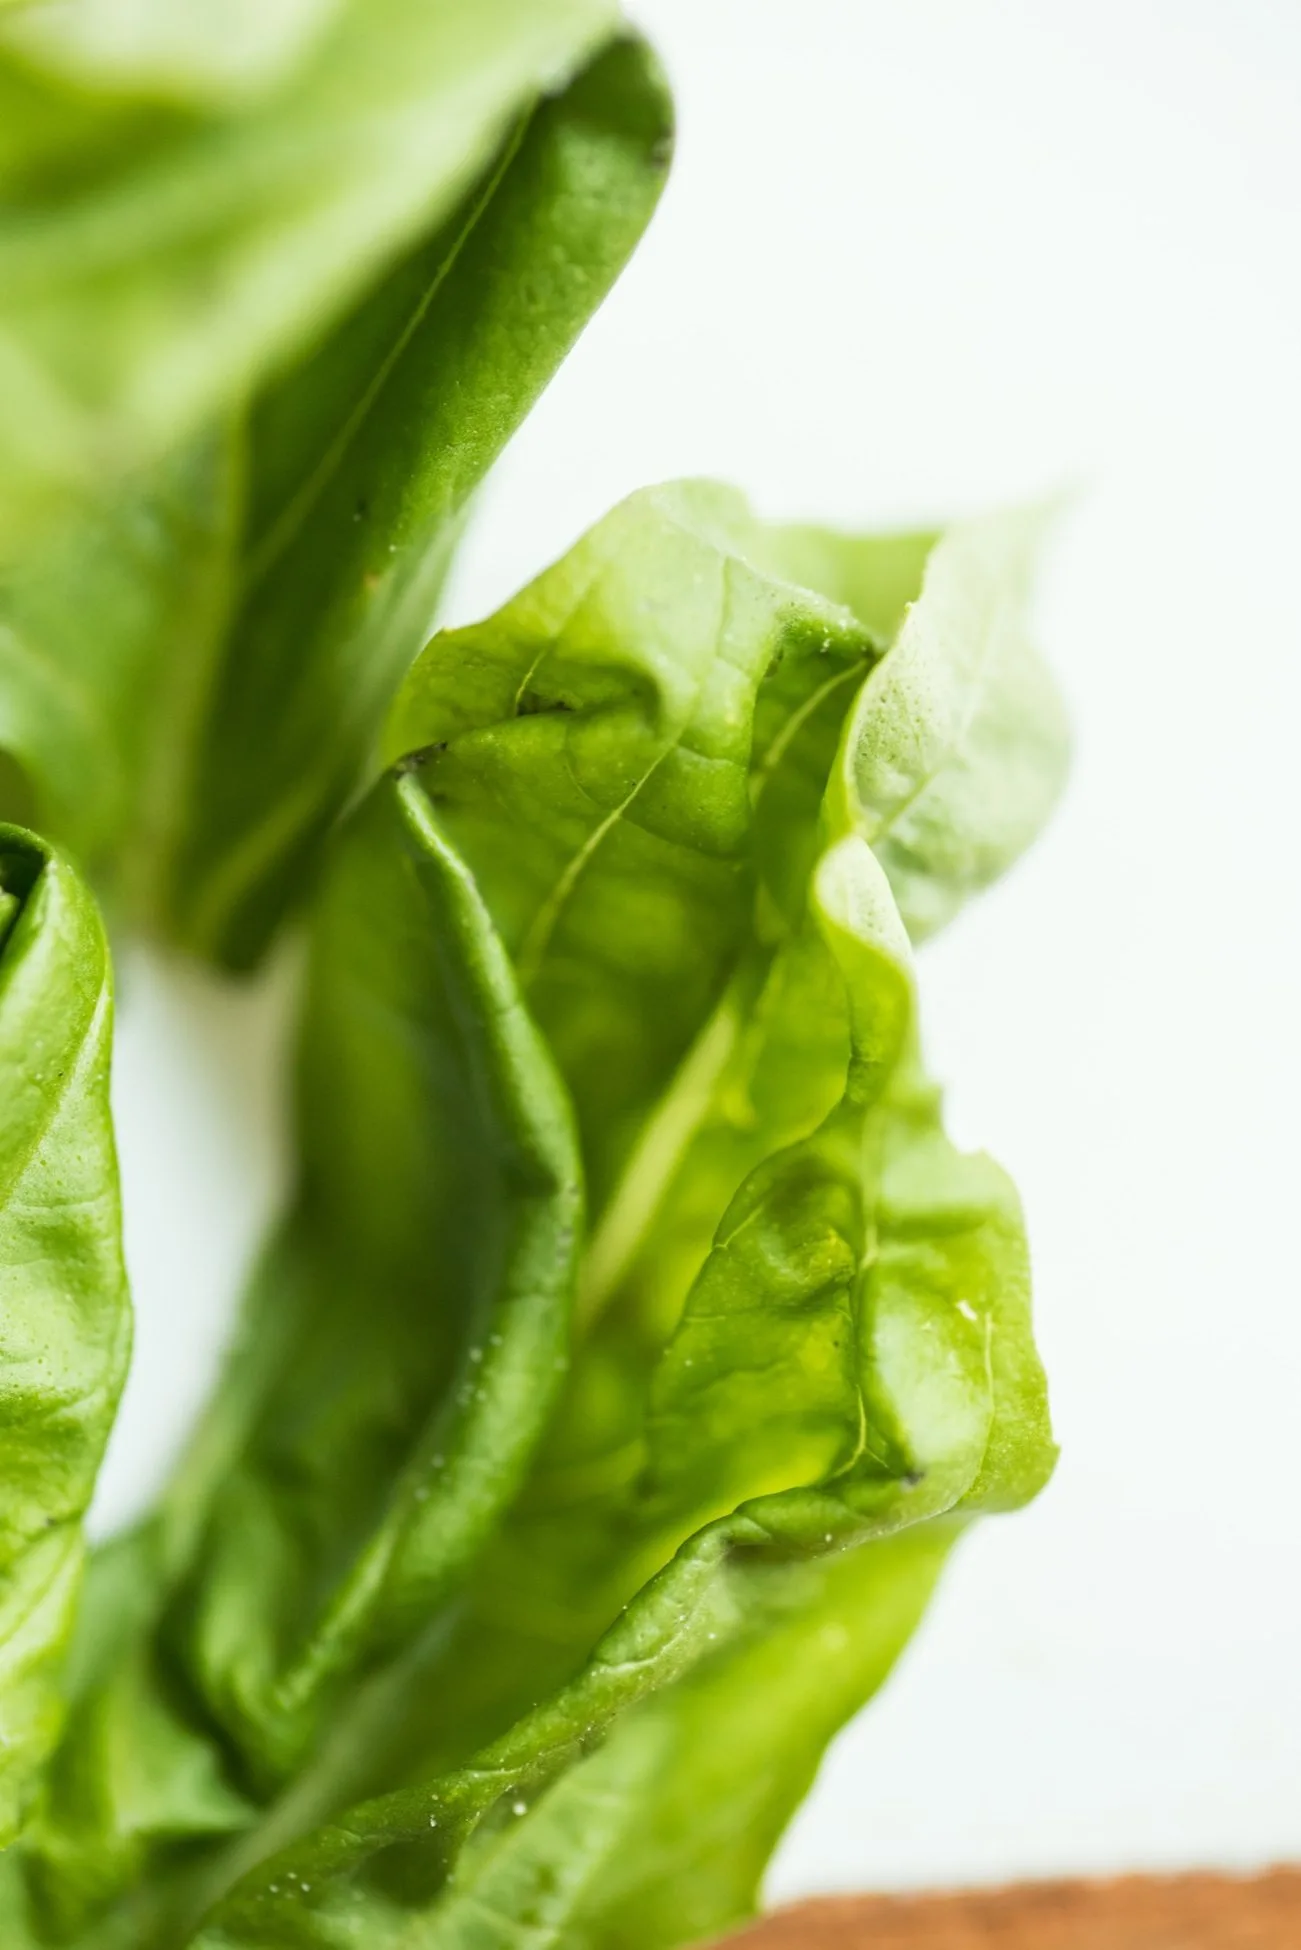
14, 484, 1065, 1950
181, 487, 1062, 1950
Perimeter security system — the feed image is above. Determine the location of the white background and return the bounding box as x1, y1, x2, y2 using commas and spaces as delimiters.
98, 0, 1301, 1909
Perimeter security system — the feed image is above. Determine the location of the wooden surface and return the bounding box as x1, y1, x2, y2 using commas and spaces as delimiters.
717, 1871, 1301, 1947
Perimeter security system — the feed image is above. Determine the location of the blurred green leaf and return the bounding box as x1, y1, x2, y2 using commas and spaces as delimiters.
0, 0, 624, 535
0, 21, 671, 969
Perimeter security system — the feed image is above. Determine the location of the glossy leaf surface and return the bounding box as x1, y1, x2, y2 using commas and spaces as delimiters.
11, 480, 1065, 1949
0, 826, 128, 1848
186, 752, 1053, 1950
174, 494, 1059, 1947
169, 774, 584, 1784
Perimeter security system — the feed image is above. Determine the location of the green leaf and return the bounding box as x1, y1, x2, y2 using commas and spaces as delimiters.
20, 773, 583, 1941
0, 431, 241, 896
830, 506, 1070, 941
191, 1531, 954, 1950
166, 774, 584, 1788
182, 780, 1053, 1948
163, 33, 674, 968
18, 482, 1064, 1944
0, 825, 128, 1848
0, 0, 624, 542
0, 23, 672, 967
546, 1526, 954, 1949
2, 0, 343, 108
385, 481, 928, 1218
18, 1524, 253, 1944
189, 1057, 1045, 1945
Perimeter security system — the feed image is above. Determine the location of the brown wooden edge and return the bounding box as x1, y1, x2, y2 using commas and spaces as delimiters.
713, 1869, 1301, 1947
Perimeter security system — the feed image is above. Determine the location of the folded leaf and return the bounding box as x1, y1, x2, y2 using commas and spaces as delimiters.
210, 1529, 955, 1950
386, 480, 930, 1216
550, 1525, 954, 1948
191, 1531, 956, 1950
18, 774, 583, 1943
0, 825, 128, 1847
164, 34, 673, 968
166, 775, 584, 1788
18, 481, 1064, 1946
831, 507, 1070, 941
0, 23, 672, 967
186, 808, 1053, 1950
0, 0, 623, 542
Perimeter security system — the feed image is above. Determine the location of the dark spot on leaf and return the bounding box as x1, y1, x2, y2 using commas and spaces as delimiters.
516, 693, 574, 717
395, 743, 448, 775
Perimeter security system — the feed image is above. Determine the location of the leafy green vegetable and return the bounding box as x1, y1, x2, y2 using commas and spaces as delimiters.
164, 34, 672, 970
172, 774, 584, 1785
0, 13, 1070, 1947
8, 479, 1063, 1949
0, 0, 626, 539
384, 481, 931, 1218
17, 773, 583, 1943
18, 484, 1060, 1950
0, 432, 241, 914
833, 508, 1070, 941
173, 503, 1058, 1941
0, 13, 671, 965
16, 1521, 253, 1945
0, 826, 128, 1851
